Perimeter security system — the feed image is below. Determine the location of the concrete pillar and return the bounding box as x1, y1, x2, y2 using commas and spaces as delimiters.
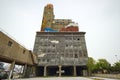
32, 66, 35, 77
73, 66, 77, 76
8, 61, 15, 80
44, 66, 47, 77
22, 64, 27, 77
59, 66, 62, 77
83, 70, 87, 76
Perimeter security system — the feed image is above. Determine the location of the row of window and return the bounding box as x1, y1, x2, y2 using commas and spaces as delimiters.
54, 21, 68, 25
7, 41, 26, 54
37, 38, 81, 41
40, 50, 82, 53
38, 45, 81, 47
36, 36, 82, 39
38, 58, 50, 62
38, 52, 87, 58
38, 54, 87, 63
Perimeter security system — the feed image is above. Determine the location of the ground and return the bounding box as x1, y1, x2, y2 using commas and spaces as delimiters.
15, 77, 119, 80
16, 77, 92, 80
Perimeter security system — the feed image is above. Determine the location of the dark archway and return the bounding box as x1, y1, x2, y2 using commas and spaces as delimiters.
76, 66, 83, 76
62, 66, 73, 76
76, 66, 87, 76
36, 66, 44, 76
47, 66, 58, 76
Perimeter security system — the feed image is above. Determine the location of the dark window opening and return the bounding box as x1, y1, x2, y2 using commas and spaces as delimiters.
77, 38, 80, 40
79, 51, 82, 57
48, 50, 50, 53
42, 59, 45, 62
23, 50, 26, 54
47, 59, 49, 62
75, 54, 78, 58
52, 50, 55, 53
84, 53, 87, 57
53, 45, 55, 47
38, 59, 41, 62
8, 41, 13, 47
66, 44, 68, 47
48, 20, 50, 22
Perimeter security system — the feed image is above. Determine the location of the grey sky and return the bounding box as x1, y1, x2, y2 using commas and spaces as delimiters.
0, 0, 120, 64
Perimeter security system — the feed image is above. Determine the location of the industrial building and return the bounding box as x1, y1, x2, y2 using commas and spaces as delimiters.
33, 4, 88, 76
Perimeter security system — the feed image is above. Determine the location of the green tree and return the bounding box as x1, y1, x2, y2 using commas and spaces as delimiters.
94, 59, 111, 73
112, 62, 120, 73
87, 57, 96, 75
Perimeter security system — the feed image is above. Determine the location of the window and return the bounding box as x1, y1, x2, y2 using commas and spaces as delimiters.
48, 20, 50, 22
8, 41, 13, 47
70, 54, 73, 57
79, 51, 82, 57
42, 59, 45, 62
47, 59, 49, 62
75, 54, 78, 58
84, 53, 87, 57
38, 59, 41, 62
23, 50, 26, 54
61, 54, 64, 57
52, 50, 55, 53
53, 45, 55, 47
48, 50, 50, 53
66, 44, 68, 47
56, 22, 59, 24
61, 22, 64, 24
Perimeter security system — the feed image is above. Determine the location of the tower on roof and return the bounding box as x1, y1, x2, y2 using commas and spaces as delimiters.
41, 4, 54, 31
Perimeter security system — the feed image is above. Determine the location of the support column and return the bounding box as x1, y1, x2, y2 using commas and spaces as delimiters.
32, 66, 35, 77
44, 66, 47, 77
8, 61, 15, 80
22, 64, 27, 78
83, 70, 87, 76
59, 65, 62, 77
73, 66, 77, 76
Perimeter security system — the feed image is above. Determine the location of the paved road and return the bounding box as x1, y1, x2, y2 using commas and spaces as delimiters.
15, 77, 93, 80
13, 77, 120, 80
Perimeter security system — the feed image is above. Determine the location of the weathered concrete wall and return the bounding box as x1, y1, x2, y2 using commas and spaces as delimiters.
33, 32, 88, 66
0, 31, 37, 65
92, 74, 120, 79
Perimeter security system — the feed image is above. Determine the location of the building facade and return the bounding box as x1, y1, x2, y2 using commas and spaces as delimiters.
33, 4, 88, 76
0, 30, 37, 78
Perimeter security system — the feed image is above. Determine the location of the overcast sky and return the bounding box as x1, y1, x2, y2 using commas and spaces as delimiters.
0, 0, 120, 64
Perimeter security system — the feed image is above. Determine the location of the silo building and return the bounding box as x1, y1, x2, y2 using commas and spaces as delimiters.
33, 4, 88, 77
